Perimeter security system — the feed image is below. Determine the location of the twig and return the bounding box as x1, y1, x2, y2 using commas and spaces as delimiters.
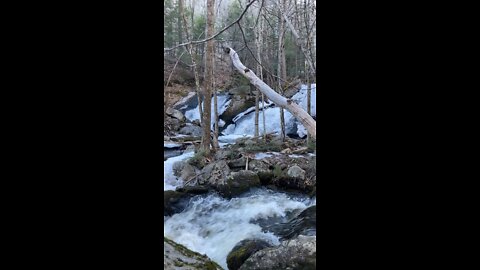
183, 171, 206, 187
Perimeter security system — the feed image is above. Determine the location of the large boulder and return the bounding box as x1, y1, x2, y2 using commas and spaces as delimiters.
248, 159, 274, 185
227, 239, 272, 270
287, 165, 306, 180
173, 92, 199, 112
172, 160, 198, 182
238, 235, 316, 270
221, 94, 256, 124
218, 170, 261, 197
198, 160, 231, 187
164, 116, 184, 135
164, 237, 222, 270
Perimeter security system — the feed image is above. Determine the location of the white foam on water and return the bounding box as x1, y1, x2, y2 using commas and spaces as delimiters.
164, 189, 315, 269
164, 151, 195, 191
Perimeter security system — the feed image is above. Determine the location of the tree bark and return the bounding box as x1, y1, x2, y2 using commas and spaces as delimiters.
201, 0, 215, 155
225, 47, 316, 139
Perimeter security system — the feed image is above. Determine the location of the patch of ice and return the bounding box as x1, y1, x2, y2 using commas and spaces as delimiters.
164, 142, 182, 148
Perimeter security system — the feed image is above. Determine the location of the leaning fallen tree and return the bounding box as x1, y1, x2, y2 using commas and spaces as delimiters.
224, 47, 316, 139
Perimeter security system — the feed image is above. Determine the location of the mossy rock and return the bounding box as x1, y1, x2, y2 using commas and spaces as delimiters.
226, 239, 272, 270
217, 170, 260, 198
164, 237, 224, 270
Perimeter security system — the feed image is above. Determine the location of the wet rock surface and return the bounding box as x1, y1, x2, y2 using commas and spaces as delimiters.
227, 239, 272, 270
238, 235, 316, 270
164, 190, 193, 216
266, 205, 316, 241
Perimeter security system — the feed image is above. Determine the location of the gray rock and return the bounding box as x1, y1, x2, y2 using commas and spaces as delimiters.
228, 157, 246, 169
238, 235, 316, 270
172, 160, 187, 176
166, 107, 186, 122
227, 239, 272, 270
199, 160, 230, 187
164, 237, 223, 270
287, 165, 306, 180
179, 125, 203, 137
218, 170, 260, 197
180, 163, 198, 182
173, 92, 198, 112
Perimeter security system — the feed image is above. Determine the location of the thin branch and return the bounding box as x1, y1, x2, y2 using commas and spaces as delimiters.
236, 22, 288, 84
164, 50, 187, 88
164, 0, 258, 52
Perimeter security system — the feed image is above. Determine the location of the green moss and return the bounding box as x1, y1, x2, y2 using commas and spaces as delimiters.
244, 141, 282, 153
164, 237, 224, 269
174, 260, 184, 267
273, 164, 283, 177
188, 149, 207, 168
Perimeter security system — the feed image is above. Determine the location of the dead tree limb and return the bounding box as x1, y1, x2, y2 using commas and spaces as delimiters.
225, 47, 316, 139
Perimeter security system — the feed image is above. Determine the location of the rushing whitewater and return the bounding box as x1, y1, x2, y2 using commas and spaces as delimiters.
164, 189, 316, 270
164, 151, 194, 191
164, 83, 317, 268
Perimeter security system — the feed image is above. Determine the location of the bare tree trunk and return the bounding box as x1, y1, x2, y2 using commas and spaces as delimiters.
212, 53, 220, 149
201, 0, 215, 155
225, 47, 316, 139
277, 2, 286, 141
177, 0, 183, 47
306, 59, 311, 144
254, 85, 259, 137
179, 0, 203, 124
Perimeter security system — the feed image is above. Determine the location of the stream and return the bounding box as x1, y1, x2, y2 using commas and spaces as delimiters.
164, 84, 316, 269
